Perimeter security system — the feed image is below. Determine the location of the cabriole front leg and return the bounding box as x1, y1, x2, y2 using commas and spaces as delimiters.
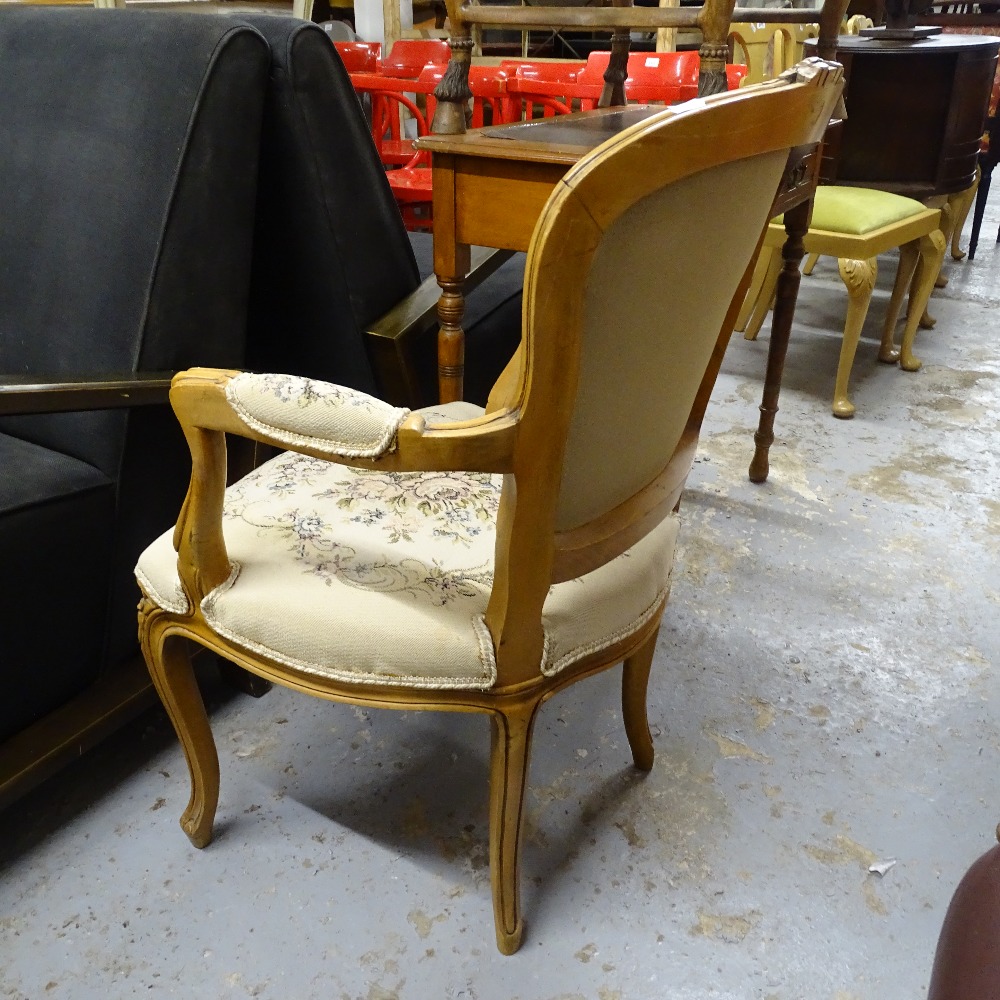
622, 626, 661, 772
878, 240, 920, 365
139, 602, 220, 849
832, 256, 877, 419
899, 229, 946, 373
488, 702, 539, 955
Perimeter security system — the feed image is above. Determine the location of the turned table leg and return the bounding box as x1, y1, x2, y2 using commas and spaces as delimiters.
437, 273, 468, 403
749, 198, 811, 484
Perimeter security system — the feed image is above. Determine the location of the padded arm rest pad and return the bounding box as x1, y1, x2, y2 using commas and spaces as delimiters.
224, 373, 411, 458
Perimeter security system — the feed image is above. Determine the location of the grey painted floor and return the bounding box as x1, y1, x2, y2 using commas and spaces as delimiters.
2, 207, 999, 1000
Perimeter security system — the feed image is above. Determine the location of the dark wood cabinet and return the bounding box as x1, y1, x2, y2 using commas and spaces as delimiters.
806, 33, 999, 198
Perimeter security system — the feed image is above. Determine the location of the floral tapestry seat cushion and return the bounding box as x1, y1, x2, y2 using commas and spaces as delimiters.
136, 388, 678, 691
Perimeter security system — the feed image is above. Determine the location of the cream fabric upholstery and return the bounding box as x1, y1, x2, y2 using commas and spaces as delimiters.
555, 150, 788, 531
136, 450, 679, 689
226, 373, 410, 458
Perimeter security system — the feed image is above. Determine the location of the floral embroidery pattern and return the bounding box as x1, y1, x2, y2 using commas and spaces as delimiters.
225, 373, 410, 458
222, 452, 500, 605
234, 373, 387, 412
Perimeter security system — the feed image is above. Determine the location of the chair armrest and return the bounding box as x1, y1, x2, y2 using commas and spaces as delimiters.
167, 366, 518, 607
0, 372, 174, 416
172, 367, 517, 473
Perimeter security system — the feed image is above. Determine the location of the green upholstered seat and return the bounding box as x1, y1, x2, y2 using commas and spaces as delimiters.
808, 187, 929, 235
773, 186, 928, 235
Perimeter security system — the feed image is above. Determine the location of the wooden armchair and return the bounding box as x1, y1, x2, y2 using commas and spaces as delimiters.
135, 61, 843, 954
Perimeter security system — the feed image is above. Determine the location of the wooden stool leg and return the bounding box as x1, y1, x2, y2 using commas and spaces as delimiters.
969, 159, 993, 260
832, 256, 877, 419
878, 240, 920, 364
900, 229, 946, 373
743, 247, 781, 341
803, 252, 820, 275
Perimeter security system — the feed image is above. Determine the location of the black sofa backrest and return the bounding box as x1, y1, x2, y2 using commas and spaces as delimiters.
0, 10, 272, 674
0, 9, 269, 476
240, 16, 422, 394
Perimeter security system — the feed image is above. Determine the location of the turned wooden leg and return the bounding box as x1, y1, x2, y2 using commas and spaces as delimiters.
742, 248, 780, 341
437, 276, 467, 403
878, 240, 920, 364
749, 199, 810, 483
489, 703, 539, 955
969, 162, 993, 260
899, 229, 946, 373
832, 256, 877, 419
139, 605, 220, 849
803, 252, 820, 275
622, 626, 661, 772
948, 172, 979, 261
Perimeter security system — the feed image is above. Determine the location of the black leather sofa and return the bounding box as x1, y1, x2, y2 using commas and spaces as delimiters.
0, 9, 522, 807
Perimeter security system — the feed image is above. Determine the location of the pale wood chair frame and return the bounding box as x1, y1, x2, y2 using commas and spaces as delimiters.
137, 63, 842, 955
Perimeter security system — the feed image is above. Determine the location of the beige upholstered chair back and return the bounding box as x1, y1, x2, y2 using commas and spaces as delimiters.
553, 149, 786, 532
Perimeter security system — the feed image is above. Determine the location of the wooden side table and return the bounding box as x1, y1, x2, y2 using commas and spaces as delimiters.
808, 33, 1000, 199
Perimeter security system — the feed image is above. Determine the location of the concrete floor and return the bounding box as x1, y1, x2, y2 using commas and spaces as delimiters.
2, 207, 998, 999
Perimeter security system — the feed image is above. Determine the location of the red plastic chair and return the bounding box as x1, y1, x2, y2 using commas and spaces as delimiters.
332, 40, 381, 74
380, 38, 450, 79
387, 65, 511, 230
350, 68, 441, 167
725, 63, 749, 90
577, 50, 701, 106
499, 60, 586, 120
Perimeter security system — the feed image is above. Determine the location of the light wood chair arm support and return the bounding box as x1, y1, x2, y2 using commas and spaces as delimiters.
169, 367, 519, 607
170, 368, 518, 475
0, 372, 173, 415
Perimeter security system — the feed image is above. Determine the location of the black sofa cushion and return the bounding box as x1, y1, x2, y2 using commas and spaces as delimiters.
0, 435, 115, 742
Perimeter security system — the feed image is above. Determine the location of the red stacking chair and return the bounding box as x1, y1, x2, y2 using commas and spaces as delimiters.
577, 50, 701, 106
332, 40, 381, 74
350, 68, 441, 167
380, 38, 450, 78
725, 63, 749, 89
499, 59, 586, 120
387, 65, 511, 231
348, 40, 451, 167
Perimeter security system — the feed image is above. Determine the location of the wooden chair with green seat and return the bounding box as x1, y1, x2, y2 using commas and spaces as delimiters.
134, 61, 843, 955
737, 185, 945, 419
